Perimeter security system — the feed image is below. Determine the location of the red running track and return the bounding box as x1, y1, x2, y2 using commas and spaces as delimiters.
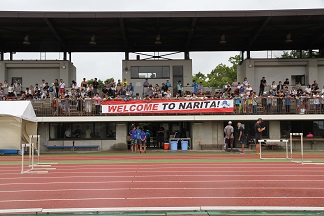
0, 162, 324, 210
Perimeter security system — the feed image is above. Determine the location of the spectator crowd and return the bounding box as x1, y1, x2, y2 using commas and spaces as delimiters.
1, 76, 324, 115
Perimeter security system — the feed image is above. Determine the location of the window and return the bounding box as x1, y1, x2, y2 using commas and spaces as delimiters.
131, 66, 170, 79
291, 75, 305, 85
49, 122, 116, 140
280, 120, 318, 138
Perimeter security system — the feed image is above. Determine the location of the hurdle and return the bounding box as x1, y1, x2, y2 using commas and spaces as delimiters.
290, 133, 323, 165
29, 135, 58, 166
21, 142, 48, 174
259, 139, 290, 160
21, 135, 56, 174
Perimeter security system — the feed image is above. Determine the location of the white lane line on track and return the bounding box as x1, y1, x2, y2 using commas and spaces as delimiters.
0, 196, 324, 203
1, 174, 324, 180
1, 187, 324, 193
0, 179, 324, 186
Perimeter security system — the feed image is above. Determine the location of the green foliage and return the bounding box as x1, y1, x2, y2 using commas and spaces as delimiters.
192, 55, 240, 88
87, 79, 105, 89
281, 50, 319, 59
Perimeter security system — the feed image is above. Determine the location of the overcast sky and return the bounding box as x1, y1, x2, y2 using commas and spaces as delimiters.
2, 0, 324, 84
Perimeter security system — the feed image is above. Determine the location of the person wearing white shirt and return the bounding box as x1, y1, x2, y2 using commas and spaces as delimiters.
305, 85, 311, 94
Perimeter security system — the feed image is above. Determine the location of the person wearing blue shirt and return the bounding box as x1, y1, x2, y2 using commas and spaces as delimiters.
192, 80, 198, 93
127, 82, 134, 92
165, 80, 171, 88
136, 126, 142, 152
129, 126, 137, 153
140, 129, 147, 153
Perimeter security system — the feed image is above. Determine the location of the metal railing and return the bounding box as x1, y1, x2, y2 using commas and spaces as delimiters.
28, 97, 324, 117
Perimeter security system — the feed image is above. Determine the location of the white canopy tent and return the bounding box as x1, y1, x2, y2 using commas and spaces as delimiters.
0, 101, 37, 150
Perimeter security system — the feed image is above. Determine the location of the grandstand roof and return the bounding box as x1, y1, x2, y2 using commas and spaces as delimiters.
0, 9, 324, 53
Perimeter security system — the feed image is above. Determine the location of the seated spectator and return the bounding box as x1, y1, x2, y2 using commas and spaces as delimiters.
143, 94, 151, 102
145, 85, 154, 96
245, 84, 253, 96
304, 85, 311, 94
122, 78, 128, 86
232, 79, 238, 87
277, 81, 284, 92
134, 93, 141, 100
127, 82, 134, 92
283, 78, 290, 86
242, 77, 249, 87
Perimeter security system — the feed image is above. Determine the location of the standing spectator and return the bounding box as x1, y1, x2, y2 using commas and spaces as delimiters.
254, 118, 266, 155
259, 77, 267, 96
224, 121, 234, 152
81, 78, 88, 90
93, 93, 102, 115
177, 80, 183, 97
237, 122, 245, 154
192, 80, 198, 93
129, 126, 137, 153
165, 79, 171, 88
59, 79, 65, 95
84, 95, 92, 115
93, 78, 99, 95
143, 78, 149, 87
54, 79, 59, 98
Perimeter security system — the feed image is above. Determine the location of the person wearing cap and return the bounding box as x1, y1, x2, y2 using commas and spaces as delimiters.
224, 121, 234, 152
254, 118, 266, 154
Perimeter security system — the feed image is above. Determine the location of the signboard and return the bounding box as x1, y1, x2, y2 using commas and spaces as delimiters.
102, 99, 234, 114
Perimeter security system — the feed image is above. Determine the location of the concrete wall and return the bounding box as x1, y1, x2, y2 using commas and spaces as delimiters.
0, 60, 76, 88
122, 59, 192, 96
238, 58, 324, 92
191, 121, 224, 150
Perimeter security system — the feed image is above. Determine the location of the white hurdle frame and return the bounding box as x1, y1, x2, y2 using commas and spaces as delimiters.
289, 133, 304, 164
21, 142, 48, 174
29, 135, 58, 167
258, 139, 290, 160
289, 133, 322, 165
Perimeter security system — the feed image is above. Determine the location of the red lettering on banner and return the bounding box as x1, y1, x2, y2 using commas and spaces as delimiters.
144, 103, 152, 111
130, 105, 136, 111
102, 99, 234, 114
107, 105, 117, 112
117, 106, 123, 112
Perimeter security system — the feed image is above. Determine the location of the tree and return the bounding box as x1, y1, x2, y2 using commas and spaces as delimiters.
87, 79, 104, 89
281, 50, 319, 59
193, 55, 240, 88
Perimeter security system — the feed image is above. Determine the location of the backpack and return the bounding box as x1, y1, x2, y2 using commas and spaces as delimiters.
49, 86, 53, 92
